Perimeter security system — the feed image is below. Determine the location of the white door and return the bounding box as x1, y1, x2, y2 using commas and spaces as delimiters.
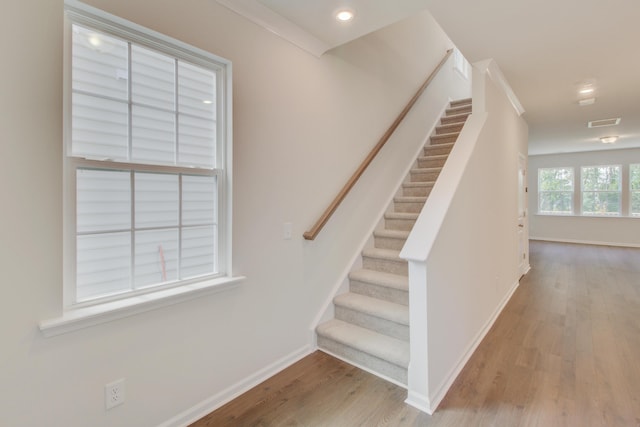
517, 154, 528, 276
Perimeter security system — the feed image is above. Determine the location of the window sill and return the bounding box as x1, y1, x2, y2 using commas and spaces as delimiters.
535, 213, 640, 219
39, 275, 245, 337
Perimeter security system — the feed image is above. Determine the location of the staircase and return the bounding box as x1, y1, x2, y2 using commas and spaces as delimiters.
316, 98, 472, 386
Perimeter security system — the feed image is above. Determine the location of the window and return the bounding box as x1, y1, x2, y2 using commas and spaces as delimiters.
453, 49, 470, 80
64, 2, 232, 307
581, 165, 621, 216
538, 167, 574, 214
631, 164, 640, 216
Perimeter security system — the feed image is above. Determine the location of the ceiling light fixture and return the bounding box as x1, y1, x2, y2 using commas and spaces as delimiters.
335, 9, 355, 22
579, 87, 594, 95
600, 136, 618, 144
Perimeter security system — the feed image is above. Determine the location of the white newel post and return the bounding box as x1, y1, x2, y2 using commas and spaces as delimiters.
404, 260, 433, 413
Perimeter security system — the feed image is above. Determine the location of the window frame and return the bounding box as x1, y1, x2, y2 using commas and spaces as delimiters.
453, 48, 470, 80
62, 1, 234, 310
631, 164, 640, 217
580, 164, 622, 217
537, 167, 574, 215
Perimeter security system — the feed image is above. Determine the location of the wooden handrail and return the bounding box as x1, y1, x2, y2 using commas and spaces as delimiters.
303, 49, 454, 241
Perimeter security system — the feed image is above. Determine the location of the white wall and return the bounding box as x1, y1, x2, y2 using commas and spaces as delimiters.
529, 149, 640, 247
402, 61, 528, 412
0, 1, 462, 425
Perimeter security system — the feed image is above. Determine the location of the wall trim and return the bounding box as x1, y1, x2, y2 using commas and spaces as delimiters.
428, 278, 520, 412
157, 345, 313, 427
530, 237, 640, 249
405, 390, 433, 415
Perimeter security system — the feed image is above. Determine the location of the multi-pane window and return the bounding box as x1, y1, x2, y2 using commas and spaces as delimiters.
631, 164, 640, 216
65, 6, 230, 305
538, 168, 574, 214
453, 49, 470, 80
581, 165, 621, 216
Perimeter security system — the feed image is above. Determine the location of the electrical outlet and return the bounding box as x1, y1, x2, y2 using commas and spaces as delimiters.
105, 379, 125, 410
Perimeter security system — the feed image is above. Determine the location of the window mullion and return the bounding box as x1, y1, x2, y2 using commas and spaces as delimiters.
178, 174, 183, 281
130, 170, 136, 291
174, 59, 179, 166
127, 41, 133, 163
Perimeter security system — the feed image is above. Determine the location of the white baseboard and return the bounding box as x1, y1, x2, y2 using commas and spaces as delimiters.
157, 344, 313, 427
530, 237, 640, 248
405, 390, 433, 415
426, 278, 520, 412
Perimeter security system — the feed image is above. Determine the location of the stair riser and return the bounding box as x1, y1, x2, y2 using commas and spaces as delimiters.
402, 185, 433, 197
417, 157, 447, 168
374, 235, 407, 251
317, 339, 407, 385
384, 217, 416, 231
335, 306, 409, 342
441, 114, 469, 125
362, 256, 408, 276
446, 105, 472, 115
410, 170, 440, 182
435, 123, 464, 135
393, 201, 424, 214
424, 145, 453, 156
431, 134, 458, 145
350, 280, 408, 306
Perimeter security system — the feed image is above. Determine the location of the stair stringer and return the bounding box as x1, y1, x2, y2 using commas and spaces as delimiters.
309, 100, 452, 348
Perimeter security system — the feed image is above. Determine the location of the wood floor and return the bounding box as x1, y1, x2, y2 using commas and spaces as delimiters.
191, 241, 640, 426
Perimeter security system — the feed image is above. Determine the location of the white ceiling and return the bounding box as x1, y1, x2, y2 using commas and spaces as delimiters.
219, 0, 640, 156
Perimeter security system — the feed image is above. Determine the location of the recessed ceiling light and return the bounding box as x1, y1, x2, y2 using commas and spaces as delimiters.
336, 9, 355, 22
579, 87, 595, 95
600, 136, 618, 144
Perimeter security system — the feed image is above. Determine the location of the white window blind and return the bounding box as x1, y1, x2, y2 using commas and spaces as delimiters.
65, 9, 229, 306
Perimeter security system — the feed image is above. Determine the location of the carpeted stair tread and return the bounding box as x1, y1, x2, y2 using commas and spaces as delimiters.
441, 112, 471, 124
431, 133, 460, 144
394, 196, 427, 203
372, 229, 411, 250
384, 212, 419, 220
316, 319, 409, 368
436, 122, 464, 134
362, 247, 403, 261
411, 166, 442, 174
349, 268, 408, 291
449, 98, 472, 107
335, 292, 409, 325
446, 104, 472, 115
425, 142, 454, 150
418, 154, 448, 161
373, 229, 410, 240
403, 181, 436, 188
